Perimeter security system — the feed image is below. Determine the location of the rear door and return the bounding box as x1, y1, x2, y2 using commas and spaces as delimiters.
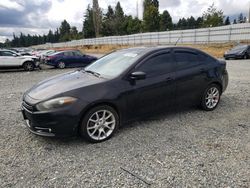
173, 49, 208, 106
125, 50, 176, 118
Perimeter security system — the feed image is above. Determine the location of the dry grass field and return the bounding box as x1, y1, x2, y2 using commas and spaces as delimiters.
54, 43, 242, 58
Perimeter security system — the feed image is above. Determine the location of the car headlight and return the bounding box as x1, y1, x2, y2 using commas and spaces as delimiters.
36, 97, 77, 111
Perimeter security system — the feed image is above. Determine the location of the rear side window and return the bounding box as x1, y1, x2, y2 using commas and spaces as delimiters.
137, 52, 175, 77
0, 51, 15, 56
198, 53, 216, 63
174, 51, 200, 69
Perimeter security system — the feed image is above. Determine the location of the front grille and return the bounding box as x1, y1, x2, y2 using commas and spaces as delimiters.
22, 101, 35, 112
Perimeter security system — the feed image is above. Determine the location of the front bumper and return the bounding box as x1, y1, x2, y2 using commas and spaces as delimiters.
21, 103, 81, 137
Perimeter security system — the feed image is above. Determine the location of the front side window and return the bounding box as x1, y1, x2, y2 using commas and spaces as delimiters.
137, 52, 175, 77
174, 51, 200, 69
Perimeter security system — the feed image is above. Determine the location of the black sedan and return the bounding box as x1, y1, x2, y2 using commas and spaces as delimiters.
224, 45, 250, 60
21, 47, 228, 143
45, 50, 97, 68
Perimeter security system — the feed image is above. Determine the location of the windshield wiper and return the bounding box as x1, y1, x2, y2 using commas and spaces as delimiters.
85, 70, 101, 77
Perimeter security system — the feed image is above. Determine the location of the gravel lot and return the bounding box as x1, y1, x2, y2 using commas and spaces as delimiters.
0, 58, 249, 187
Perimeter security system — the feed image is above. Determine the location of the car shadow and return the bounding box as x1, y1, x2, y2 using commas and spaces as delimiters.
35, 105, 201, 146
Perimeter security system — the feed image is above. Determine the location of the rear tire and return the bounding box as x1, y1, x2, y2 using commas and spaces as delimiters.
23, 61, 35, 71
79, 105, 119, 143
201, 84, 221, 111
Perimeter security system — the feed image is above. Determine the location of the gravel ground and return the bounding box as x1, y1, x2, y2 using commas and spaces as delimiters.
0, 59, 249, 187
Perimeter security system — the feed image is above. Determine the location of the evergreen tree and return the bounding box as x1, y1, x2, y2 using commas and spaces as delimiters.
114, 2, 125, 35
143, 0, 160, 32
187, 16, 196, 29
224, 16, 230, 25
159, 10, 173, 31
101, 5, 115, 36
83, 5, 95, 38
196, 17, 203, 28
59, 20, 71, 41
238, 13, 244, 23
70, 26, 79, 40
126, 16, 142, 34
202, 3, 224, 27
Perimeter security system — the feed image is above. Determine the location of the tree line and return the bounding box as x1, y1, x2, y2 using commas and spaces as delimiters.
0, 1, 248, 48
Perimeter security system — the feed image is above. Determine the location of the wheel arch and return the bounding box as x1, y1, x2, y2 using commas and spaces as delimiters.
22, 60, 35, 67
208, 81, 223, 93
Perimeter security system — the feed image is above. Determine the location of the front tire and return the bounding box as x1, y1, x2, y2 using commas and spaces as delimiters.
23, 61, 35, 71
79, 105, 119, 143
57, 61, 66, 69
243, 54, 248, 59
201, 84, 221, 111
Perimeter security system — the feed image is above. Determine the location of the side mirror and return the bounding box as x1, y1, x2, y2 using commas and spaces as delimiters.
13, 54, 18, 57
130, 71, 146, 80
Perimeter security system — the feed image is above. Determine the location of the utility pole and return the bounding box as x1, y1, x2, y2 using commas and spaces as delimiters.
249, 1, 250, 23
136, 0, 139, 18
93, 0, 101, 37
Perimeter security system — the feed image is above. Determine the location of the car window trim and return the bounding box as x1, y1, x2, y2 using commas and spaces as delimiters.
173, 49, 203, 70
122, 49, 175, 80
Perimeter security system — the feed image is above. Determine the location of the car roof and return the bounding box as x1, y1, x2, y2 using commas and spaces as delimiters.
117, 46, 204, 54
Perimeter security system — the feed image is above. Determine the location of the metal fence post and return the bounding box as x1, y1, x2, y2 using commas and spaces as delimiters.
169, 31, 171, 44
229, 27, 232, 42
208, 28, 210, 44
194, 29, 196, 44
157, 32, 160, 45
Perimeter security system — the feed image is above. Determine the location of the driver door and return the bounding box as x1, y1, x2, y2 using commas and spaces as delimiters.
125, 50, 176, 119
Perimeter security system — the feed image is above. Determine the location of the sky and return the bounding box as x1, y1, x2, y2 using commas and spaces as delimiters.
0, 0, 249, 43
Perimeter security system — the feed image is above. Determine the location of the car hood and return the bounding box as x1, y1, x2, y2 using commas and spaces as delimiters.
226, 48, 246, 55
26, 70, 105, 101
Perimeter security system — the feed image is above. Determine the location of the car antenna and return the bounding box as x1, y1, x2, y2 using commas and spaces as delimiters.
175, 37, 181, 46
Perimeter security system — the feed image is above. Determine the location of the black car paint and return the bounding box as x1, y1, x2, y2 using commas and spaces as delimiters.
21, 47, 228, 137
224, 45, 250, 59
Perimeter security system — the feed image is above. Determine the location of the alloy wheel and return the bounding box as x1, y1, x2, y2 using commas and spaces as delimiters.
205, 87, 220, 109
58, 62, 65, 69
86, 110, 116, 141
24, 62, 34, 71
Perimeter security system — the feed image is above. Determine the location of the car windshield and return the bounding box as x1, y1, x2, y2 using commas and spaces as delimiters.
230, 45, 248, 52
84, 50, 145, 78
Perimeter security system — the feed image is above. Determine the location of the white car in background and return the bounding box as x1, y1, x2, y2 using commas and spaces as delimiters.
0, 49, 40, 71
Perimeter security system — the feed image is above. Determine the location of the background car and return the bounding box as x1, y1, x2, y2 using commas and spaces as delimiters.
0, 50, 40, 71
45, 50, 97, 68
21, 47, 228, 142
224, 44, 250, 60
36, 50, 56, 63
